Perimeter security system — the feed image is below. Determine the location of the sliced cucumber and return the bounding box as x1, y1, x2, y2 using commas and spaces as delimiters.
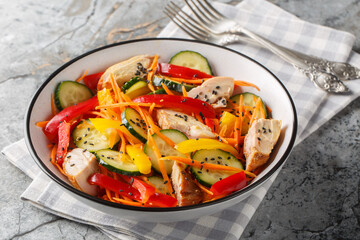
121, 77, 142, 92
169, 50, 213, 75
152, 76, 195, 93
121, 108, 147, 143
230, 92, 268, 135
144, 129, 188, 174
125, 80, 150, 99
72, 120, 119, 152
95, 149, 140, 176
148, 176, 168, 194
55, 81, 93, 111
191, 149, 243, 187
148, 89, 167, 95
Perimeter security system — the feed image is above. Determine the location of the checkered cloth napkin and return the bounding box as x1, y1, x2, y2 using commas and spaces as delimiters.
2, 0, 360, 239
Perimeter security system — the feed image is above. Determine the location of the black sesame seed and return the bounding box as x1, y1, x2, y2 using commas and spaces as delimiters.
257, 137, 261, 141
128, 192, 133, 196
215, 86, 220, 89
119, 190, 124, 192
163, 180, 168, 184
130, 178, 134, 185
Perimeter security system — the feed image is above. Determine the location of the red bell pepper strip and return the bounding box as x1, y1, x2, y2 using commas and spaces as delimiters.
55, 121, 71, 166
210, 171, 247, 196
132, 95, 216, 118
157, 63, 213, 79
131, 178, 155, 203
121, 176, 156, 203
83, 72, 104, 90
43, 96, 98, 142
88, 173, 141, 201
147, 193, 178, 208
204, 118, 215, 132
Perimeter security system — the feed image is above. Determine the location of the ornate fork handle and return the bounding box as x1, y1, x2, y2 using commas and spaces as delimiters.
223, 25, 353, 92
219, 33, 348, 92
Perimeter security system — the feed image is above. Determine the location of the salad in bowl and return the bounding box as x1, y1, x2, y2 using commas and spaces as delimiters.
36, 49, 282, 208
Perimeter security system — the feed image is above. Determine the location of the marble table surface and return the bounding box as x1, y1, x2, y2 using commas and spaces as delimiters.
1, 0, 359, 239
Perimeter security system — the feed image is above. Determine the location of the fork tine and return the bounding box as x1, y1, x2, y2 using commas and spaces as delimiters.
200, 0, 224, 19
164, 7, 208, 41
184, 0, 214, 26
192, 0, 222, 21
169, 2, 212, 35
165, 4, 209, 36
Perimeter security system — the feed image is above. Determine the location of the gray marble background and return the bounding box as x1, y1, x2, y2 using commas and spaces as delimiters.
0, 0, 359, 239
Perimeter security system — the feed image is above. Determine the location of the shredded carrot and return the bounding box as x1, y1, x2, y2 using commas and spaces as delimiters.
110, 73, 120, 103
76, 69, 89, 83
147, 55, 159, 92
234, 80, 260, 91
194, 180, 213, 196
149, 102, 156, 116
234, 95, 243, 150
141, 109, 176, 147
88, 111, 110, 119
119, 131, 126, 154
266, 105, 272, 113
161, 83, 174, 95
162, 75, 210, 84
115, 128, 142, 145
195, 114, 204, 123
182, 85, 188, 97
148, 133, 175, 197
96, 102, 162, 109
160, 156, 256, 178
50, 94, 57, 116
106, 188, 115, 202
148, 82, 156, 92
207, 193, 228, 202
36, 121, 49, 128
112, 197, 145, 207
250, 97, 261, 125
50, 144, 67, 176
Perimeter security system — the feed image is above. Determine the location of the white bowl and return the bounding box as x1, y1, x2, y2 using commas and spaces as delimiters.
25, 38, 297, 222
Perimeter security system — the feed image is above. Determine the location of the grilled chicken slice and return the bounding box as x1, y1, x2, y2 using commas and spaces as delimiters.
187, 77, 234, 108
243, 119, 282, 172
171, 162, 203, 206
98, 55, 154, 90
63, 148, 99, 196
157, 109, 215, 139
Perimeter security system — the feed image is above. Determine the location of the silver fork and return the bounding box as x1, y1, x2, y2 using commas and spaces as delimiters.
164, 0, 360, 93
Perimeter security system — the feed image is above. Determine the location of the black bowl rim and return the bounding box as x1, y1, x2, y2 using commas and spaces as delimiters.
25, 37, 297, 212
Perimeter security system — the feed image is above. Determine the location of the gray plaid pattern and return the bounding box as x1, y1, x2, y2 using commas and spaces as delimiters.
2, 0, 360, 239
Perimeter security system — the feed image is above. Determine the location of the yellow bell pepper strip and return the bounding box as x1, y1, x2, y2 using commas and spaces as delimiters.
89, 118, 122, 132
126, 145, 152, 174
89, 118, 142, 145
219, 112, 236, 137
175, 139, 239, 158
